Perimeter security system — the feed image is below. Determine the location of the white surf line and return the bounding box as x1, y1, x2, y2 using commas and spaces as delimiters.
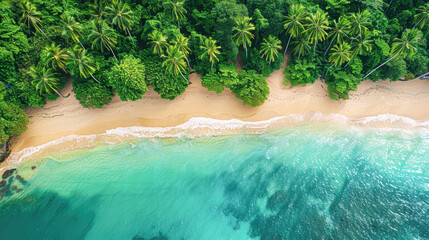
376, 85, 429, 95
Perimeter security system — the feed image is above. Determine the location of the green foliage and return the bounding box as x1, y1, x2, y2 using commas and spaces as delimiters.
406, 51, 429, 76
242, 48, 282, 77
0, 19, 30, 55
230, 70, 269, 107
0, 83, 29, 144
405, 73, 415, 81
202, 64, 269, 107
72, 78, 114, 108
108, 55, 147, 101
211, 1, 248, 61
139, 51, 188, 100
284, 59, 318, 86
201, 62, 239, 93
0, 48, 16, 84
327, 71, 360, 100
381, 58, 408, 81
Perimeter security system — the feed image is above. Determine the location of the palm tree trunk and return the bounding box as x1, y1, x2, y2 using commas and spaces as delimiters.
126, 28, 136, 47
78, 40, 86, 50
186, 58, 191, 70
179, 70, 191, 84
55, 90, 70, 98
91, 74, 100, 83
417, 71, 429, 79
385, 0, 394, 13
211, 61, 214, 70
284, 35, 292, 56
324, 38, 335, 57
106, 44, 118, 61
35, 24, 47, 38
362, 50, 400, 80
244, 41, 248, 58
324, 63, 335, 78
343, 55, 355, 69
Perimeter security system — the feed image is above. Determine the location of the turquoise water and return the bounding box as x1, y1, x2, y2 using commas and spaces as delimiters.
0, 122, 428, 239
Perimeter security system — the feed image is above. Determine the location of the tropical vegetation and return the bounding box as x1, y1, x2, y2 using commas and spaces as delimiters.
0, 0, 428, 147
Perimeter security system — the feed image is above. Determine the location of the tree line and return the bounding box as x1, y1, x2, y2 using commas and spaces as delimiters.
0, 0, 428, 147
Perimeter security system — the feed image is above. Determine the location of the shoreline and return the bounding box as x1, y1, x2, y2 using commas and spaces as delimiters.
1, 63, 429, 171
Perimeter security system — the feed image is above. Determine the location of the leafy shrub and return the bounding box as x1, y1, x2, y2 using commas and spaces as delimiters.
107, 55, 148, 101
73, 78, 114, 108
327, 71, 360, 100
231, 70, 270, 107
0, 84, 29, 144
283, 59, 319, 86
242, 48, 283, 77
138, 50, 189, 100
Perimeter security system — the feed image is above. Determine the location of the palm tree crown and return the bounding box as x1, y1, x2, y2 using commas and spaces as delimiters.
67, 46, 100, 82
283, 4, 307, 55
363, 29, 423, 80
148, 30, 169, 56
163, 0, 187, 28
162, 45, 189, 82
349, 9, 370, 38
233, 16, 255, 58
413, 3, 429, 29
106, 0, 135, 46
260, 35, 282, 65
324, 17, 350, 56
305, 10, 330, 53
200, 37, 221, 70
172, 34, 191, 69
42, 43, 70, 73
18, 2, 47, 37
89, 20, 118, 60
292, 38, 311, 59
61, 15, 85, 49
29, 65, 69, 98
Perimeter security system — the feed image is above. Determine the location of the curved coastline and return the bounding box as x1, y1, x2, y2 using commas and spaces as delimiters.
1, 112, 428, 173
1, 68, 428, 172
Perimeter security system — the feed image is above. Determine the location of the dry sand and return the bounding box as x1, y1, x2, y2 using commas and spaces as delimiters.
1, 61, 429, 171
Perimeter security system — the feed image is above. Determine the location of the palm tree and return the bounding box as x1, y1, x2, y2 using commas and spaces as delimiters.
18, 2, 47, 37
90, 0, 107, 21
42, 43, 70, 73
283, 4, 306, 56
200, 37, 221, 70
171, 34, 191, 69
305, 10, 330, 54
349, 10, 370, 38
106, 0, 135, 47
233, 16, 255, 58
89, 20, 118, 60
363, 29, 423, 80
343, 32, 372, 68
260, 35, 282, 65
413, 3, 429, 29
61, 15, 85, 49
67, 46, 100, 83
163, 0, 187, 28
324, 17, 350, 56
148, 30, 169, 56
325, 42, 352, 77
292, 38, 311, 59
29, 65, 69, 98
162, 45, 189, 83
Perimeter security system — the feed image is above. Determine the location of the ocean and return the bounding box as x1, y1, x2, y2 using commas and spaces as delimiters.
0, 115, 428, 240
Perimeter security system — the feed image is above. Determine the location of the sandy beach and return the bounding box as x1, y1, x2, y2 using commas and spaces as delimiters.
1, 61, 429, 170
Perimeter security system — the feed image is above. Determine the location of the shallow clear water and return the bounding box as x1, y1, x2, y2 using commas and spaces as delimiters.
0, 123, 428, 240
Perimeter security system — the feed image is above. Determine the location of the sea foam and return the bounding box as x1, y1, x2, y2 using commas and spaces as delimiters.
1, 112, 428, 172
